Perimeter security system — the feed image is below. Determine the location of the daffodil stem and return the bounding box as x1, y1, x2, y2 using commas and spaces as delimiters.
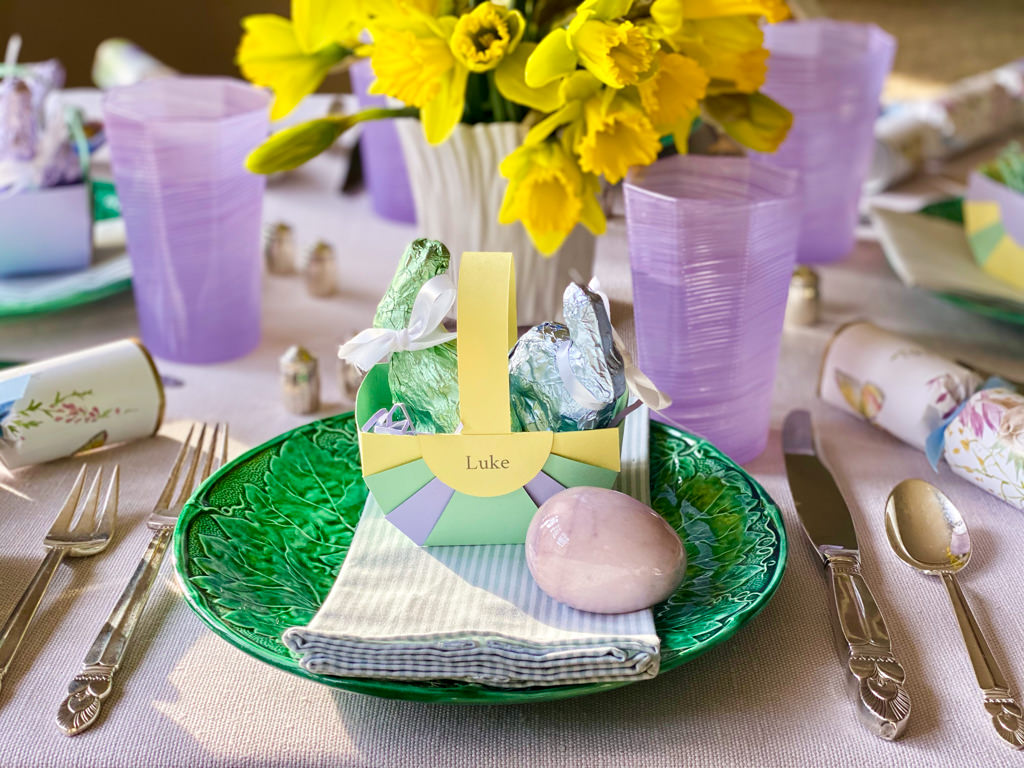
328, 106, 418, 126
486, 72, 507, 124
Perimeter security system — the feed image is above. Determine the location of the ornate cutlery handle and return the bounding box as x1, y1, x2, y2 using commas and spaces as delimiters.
942, 572, 1024, 749
57, 528, 172, 735
0, 548, 65, 694
826, 552, 911, 741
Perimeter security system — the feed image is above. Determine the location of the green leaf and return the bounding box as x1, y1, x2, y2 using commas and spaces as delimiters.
189, 432, 368, 640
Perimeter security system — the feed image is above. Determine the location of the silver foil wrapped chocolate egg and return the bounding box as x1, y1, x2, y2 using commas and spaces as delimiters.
508, 282, 625, 432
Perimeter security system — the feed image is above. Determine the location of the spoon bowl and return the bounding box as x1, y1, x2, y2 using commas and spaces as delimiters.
885, 478, 972, 576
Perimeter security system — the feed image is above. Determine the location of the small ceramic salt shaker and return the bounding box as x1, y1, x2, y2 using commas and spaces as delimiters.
265, 222, 297, 275
279, 345, 320, 415
304, 241, 339, 297
784, 266, 820, 327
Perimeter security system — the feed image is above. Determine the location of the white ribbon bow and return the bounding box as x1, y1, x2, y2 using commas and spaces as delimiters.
587, 277, 673, 412
338, 273, 457, 372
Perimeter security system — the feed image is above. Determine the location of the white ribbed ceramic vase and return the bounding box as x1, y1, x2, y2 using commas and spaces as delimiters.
395, 119, 596, 326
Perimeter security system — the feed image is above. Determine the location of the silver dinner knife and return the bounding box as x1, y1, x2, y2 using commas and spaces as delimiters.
782, 409, 911, 741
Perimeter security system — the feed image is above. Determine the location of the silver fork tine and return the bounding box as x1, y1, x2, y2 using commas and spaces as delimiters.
154, 424, 195, 511
219, 424, 229, 469
70, 468, 104, 536
198, 423, 220, 485
174, 423, 208, 507
47, 466, 88, 539
93, 466, 119, 539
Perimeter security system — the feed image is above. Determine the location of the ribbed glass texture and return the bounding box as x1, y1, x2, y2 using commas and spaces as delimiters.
103, 77, 269, 362
756, 20, 896, 263
624, 156, 800, 463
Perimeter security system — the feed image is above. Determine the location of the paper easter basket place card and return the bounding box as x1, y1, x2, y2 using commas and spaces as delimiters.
355, 252, 622, 546
964, 170, 1024, 291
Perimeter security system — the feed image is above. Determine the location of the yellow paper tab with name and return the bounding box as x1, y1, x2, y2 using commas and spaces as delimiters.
419, 431, 553, 497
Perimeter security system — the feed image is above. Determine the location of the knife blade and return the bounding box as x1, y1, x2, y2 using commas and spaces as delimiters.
782, 409, 911, 741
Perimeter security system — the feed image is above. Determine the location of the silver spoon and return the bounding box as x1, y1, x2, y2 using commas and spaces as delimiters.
886, 479, 1024, 749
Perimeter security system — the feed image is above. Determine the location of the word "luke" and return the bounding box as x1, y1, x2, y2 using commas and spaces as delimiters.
465, 455, 510, 470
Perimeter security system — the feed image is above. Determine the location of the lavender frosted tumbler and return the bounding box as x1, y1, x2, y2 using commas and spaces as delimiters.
350, 59, 416, 223
624, 156, 800, 463
103, 77, 269, 363
757, 21, 895, 263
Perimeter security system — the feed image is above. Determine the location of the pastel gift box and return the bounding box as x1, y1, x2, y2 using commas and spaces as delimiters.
964, 171, 1024, 290
354, 251, 622, 547
0, 181, 92, 277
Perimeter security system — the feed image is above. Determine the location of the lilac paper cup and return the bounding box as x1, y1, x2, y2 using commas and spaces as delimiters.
103, 77, 269, 363
624, 156, 800, 464
757, 20, 896, 263
350, 59, 416, 224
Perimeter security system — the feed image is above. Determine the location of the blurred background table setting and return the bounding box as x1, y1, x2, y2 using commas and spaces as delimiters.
1, 1, 1024, 766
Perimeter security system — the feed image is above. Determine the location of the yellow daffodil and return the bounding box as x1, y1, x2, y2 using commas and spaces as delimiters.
573, 89, 661, 183
705, 91, 792, 152
368, 0, 443, 20
396, 0, 441, 14
526, 0, 657, 90
709, 46, 768, 93
291, 0, 366, 52
648, 0, 684, 39
650, 0, 788, 34
522, 70, 603, 146
238, 0, 797, 242
369, 26, 453, 107
682, 0, 789, 23
636, 51, 708, 148
572, 18, 654, 88
237, 0, 370, 120
651, 12, 768, 93
368, 14, 468, 143
686, 17, 769, 93
237, 14, 350, 121
494, 43, 564, 112
450, 2, 525, 73
499, 139, 606, 255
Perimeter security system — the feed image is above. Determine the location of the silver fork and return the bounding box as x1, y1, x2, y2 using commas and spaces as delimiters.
0, 465, 119, 697
56, 423, 227, 736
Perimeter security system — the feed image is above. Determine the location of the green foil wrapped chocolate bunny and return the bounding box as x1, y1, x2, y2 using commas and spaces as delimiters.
370, 239, 460, 434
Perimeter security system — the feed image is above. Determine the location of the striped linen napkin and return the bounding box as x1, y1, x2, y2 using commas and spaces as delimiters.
282, 405, 660, 688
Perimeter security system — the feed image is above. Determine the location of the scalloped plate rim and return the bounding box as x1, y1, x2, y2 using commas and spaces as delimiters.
172, 413, 787, 704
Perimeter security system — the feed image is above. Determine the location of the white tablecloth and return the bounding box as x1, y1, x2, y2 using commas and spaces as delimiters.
1, 92, 1024, 768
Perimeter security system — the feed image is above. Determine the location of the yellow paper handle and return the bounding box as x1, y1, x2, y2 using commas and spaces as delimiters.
456, 252, 517, 434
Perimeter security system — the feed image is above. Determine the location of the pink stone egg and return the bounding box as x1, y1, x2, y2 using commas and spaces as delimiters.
525, 486, 687, 614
